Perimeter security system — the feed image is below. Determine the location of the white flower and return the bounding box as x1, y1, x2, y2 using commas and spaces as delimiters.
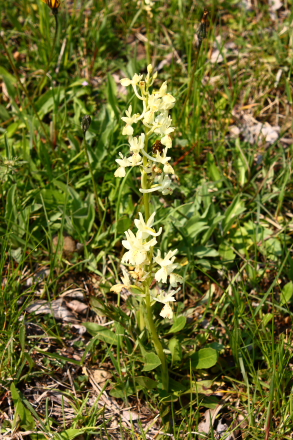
154, 113, 175, 136
129, 152, 142, 166
151, 288, 180, 319
110, 268, 132, 293
155, 174, 173, 195
161, 135, 172, 149
162, 94, 176, 110
154, 150, 174, 174
122, 124, 134, 136
122, 230, 157, 266
160, 303, 173, 319
154, 249, 178, 283
129, 134, 145, 153
120, 73, 143, 87
148, 94, 163, 112
158, 81, 168, 97
121, 105, 141, 125
114, 153, 132, 177
169, 273, 183, 288
142, 110, 155, 125
134, 212, 162, 239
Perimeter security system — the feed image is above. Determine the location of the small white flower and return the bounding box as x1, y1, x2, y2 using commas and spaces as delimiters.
160, 303, 173, 319
154, 113, 175, 137
148, 94, 163, 112
110, 268, 132, 293
122, 124, 134, 136
151, 288, 180, 319
154, 150, 174, 174
162, 94, 176, 110
134, 212, 162, 239
120, 73, 143, 87
129, 153, 142, 166
154, 249, 178, 283
114, 153, 132, 177
158, 81, 168, 97
121, 105, 141, 126
169, 273, 183, 288
129, 134, 145, 153
122, 230, 157, 266
161, 135, 172, 149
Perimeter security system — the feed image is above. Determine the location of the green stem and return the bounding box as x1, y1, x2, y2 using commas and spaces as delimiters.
83, 134, 103, 224
141, 133, 169, 392
145, 285, 169, 391
145, 15, 151, 66
35, 13, 59, 98
179, 40, 202, 121
142, 133, 150, 220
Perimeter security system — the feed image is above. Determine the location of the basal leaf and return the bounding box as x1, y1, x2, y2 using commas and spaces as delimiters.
83, 322, 118, 345
142, 352, 161, 371
191, 348, 218, 370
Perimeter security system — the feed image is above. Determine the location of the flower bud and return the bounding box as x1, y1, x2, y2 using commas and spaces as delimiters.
81, 115, 92, 133
147, 64, 153, 74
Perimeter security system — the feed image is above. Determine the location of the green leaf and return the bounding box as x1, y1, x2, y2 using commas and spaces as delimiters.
184, 380, 213, 395
219, 243, 235, 262
168, 316, 186, 333
207, 152, 222, 187
110, 383, 135, 398
191, 348, 218, 369
142, 352, 161, 372
54, 428, 99, 440
193, 246, 219, 258
168, 337, 182, 364
35, 88, 65, 119
263, 313, 274, 327
83, 322, 118, 345
184, 220, 209, 239
280, 281, 293, 305
135, 376, 158, 389
11, 383, 35, 431
222, 196, 246, 235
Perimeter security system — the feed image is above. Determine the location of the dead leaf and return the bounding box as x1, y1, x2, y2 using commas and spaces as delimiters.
91, 369, 112, 386
26, 299, 79, 323
66, 300, 88, 314
53, 235, 77, 256
269, 0, 282, 20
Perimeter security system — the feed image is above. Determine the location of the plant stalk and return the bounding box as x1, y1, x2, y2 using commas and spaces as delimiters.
83, 133, 103, 223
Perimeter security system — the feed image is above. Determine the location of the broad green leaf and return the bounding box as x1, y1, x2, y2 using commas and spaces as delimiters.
142, 352, 161, 372
168, 337, 182, 364
184, 219, 208, 239
263, 313, 274, 327
11, 383, 35, 431
184, 380, 213, 395
280, 281, 293, 305
191, 348, 218, 370
222, 196, 246, 235
168, 316, 186, 333
219, 243, 235, 262
54, 427, 99, 440
207, 152, 222, 187
193, 246, 219, 258
135, 376, 158, 389
110, 383, 135, 398
117, 216, 132, 234
83, 322, 118, 345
